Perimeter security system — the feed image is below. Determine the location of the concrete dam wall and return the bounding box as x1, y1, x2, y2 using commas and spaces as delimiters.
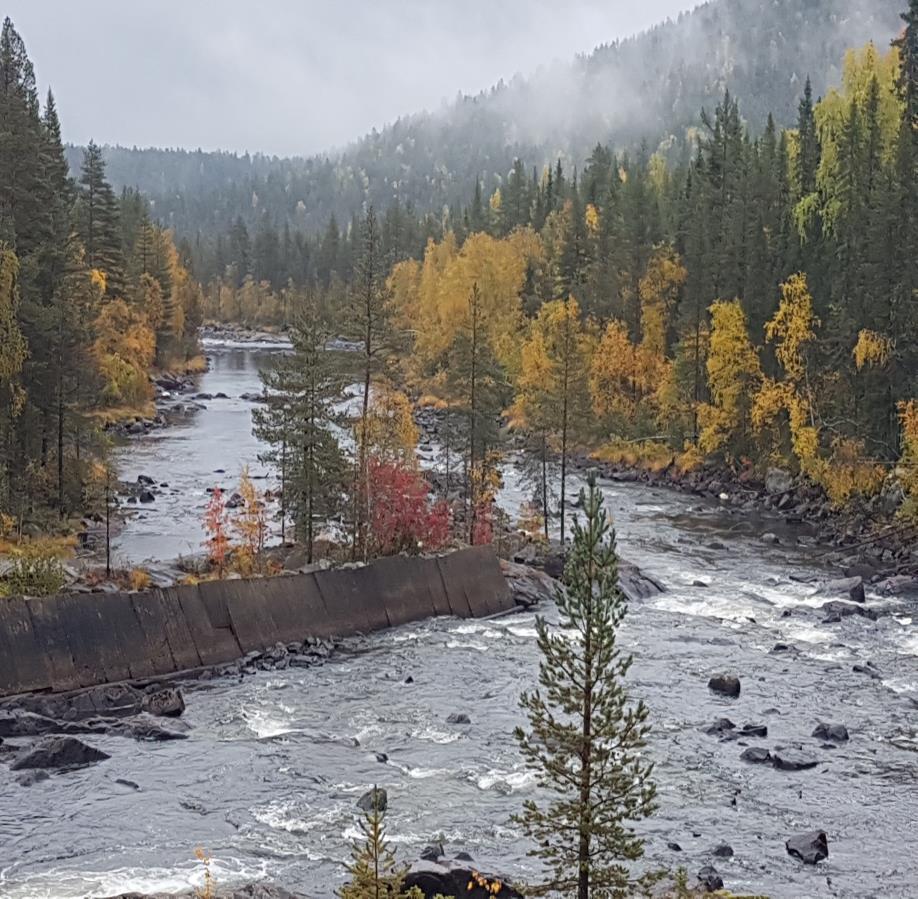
0, 546, 513, 698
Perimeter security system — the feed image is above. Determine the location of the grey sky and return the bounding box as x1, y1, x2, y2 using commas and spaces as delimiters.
7, 1, 695, 157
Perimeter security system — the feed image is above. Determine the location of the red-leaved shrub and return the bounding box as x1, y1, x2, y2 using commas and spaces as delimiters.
366, 457, 451, 556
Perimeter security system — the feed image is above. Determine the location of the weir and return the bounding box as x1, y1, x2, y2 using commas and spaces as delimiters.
0, 546, 513, 698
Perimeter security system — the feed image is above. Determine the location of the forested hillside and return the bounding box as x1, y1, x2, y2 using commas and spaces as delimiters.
67, 0, 901, 248
234, 6, 918, 550
0, 19, 202, 523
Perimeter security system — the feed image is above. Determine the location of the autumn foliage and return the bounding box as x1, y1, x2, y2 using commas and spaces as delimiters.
203, 487, 230, 575
365, 457, 450, 556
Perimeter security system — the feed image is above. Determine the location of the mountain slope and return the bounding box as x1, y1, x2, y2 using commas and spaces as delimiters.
69, 0, 902, 238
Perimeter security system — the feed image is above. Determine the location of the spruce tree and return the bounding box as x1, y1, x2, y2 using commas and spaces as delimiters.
77, 141, 124, 296
254, 292, 348, 562
515, 473, 657, 898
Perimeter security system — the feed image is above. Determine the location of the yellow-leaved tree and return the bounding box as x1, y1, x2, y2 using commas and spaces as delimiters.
639, 246, 687, 357
590, 320, 669, 435
752, 273, 821, 469
898, 401, 918, 521
92, 298, 156, 409
513, 297, 592, 543
360, 384, 419, 468
698, 299, 762, 459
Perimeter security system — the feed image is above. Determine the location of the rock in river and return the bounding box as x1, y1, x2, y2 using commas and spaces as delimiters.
141, 688, 185, 718
10, 736, 110, 771
708, 674, 741, 697
772, 748, 818, 771
821, 576, 866, 603
820, 600, 877, 622
812, 722, 849, 742
740, 747, 771, 764
696, 865, 724, 892
786, 830, 829, 864
357, 787, 387, 813
446, 713, 471, 725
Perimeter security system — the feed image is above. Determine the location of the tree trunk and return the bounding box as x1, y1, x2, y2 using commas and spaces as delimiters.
468, 286, 479, 545
578, 550, 595, 899
541, 434, 549, 542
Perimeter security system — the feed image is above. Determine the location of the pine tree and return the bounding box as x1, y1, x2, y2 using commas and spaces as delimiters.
445, 282, 505, 543
515, 473, 657, 898
346, 206, 394, 558
339, 790, 419, 899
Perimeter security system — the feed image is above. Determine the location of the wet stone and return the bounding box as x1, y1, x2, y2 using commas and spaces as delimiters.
708, 674, 741, 697
786, 830, 829, 864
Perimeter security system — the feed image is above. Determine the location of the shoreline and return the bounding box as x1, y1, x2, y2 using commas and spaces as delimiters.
571, 452, 918, 592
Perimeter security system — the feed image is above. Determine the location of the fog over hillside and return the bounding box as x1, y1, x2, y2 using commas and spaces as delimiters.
65, 0, 902, 237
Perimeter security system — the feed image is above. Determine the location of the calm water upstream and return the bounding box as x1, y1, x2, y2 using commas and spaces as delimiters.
2, 341, 918, 898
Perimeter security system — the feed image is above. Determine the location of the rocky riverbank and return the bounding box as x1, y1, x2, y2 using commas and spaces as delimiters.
574, 454, 918, 593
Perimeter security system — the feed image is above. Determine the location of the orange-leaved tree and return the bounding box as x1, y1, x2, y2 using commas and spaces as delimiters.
231, 467, 268, 576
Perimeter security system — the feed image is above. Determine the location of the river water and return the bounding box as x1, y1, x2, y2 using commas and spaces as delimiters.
2, 342, 918, 899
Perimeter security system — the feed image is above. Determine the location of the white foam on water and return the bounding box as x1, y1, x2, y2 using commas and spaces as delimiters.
242, 703, 296, 739
505, 625, 538, 639
354, 722, 386, 744
445, 639, 490, 652
881, 675, 918, 695
254, 799, 342, 835
412, 725, 462, 745
406, 766, 451, 779
0, 857, 268, 899
475, 769, 537, 792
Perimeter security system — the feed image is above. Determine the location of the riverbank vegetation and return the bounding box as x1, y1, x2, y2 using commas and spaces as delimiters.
0, 18, 203, 532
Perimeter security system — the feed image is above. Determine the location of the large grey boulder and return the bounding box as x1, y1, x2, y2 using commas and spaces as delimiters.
786, 830, 829, 864
11, 736, 109, 770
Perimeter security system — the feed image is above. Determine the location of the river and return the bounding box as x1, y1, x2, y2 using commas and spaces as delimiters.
2, 340, 918, 898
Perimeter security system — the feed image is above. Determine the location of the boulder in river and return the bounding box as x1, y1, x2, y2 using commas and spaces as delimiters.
357, 787, 387, 813
704, 717, 735, 735
812, 722, 849, 742
740, 747, 771, 764
821, 576, 866, 603
141, 688, 185, 718
736, 723, 768, 738
708, 674, 741, 697
786, 830, 829, 864
10, 736, 110, 770
712, 843, 734, 858
820, 600, 877, 622
446, 713, 471, 725
696, 865, 724, 892
771, 748, 818, 771
852, 662, 882, 679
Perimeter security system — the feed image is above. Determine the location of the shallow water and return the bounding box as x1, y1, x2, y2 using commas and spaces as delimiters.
3, 342, 918, 899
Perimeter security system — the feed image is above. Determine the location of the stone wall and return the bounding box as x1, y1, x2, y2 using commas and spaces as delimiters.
0, 546, 513, 698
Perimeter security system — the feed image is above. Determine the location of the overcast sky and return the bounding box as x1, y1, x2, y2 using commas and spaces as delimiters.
7, 0, 695, 157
